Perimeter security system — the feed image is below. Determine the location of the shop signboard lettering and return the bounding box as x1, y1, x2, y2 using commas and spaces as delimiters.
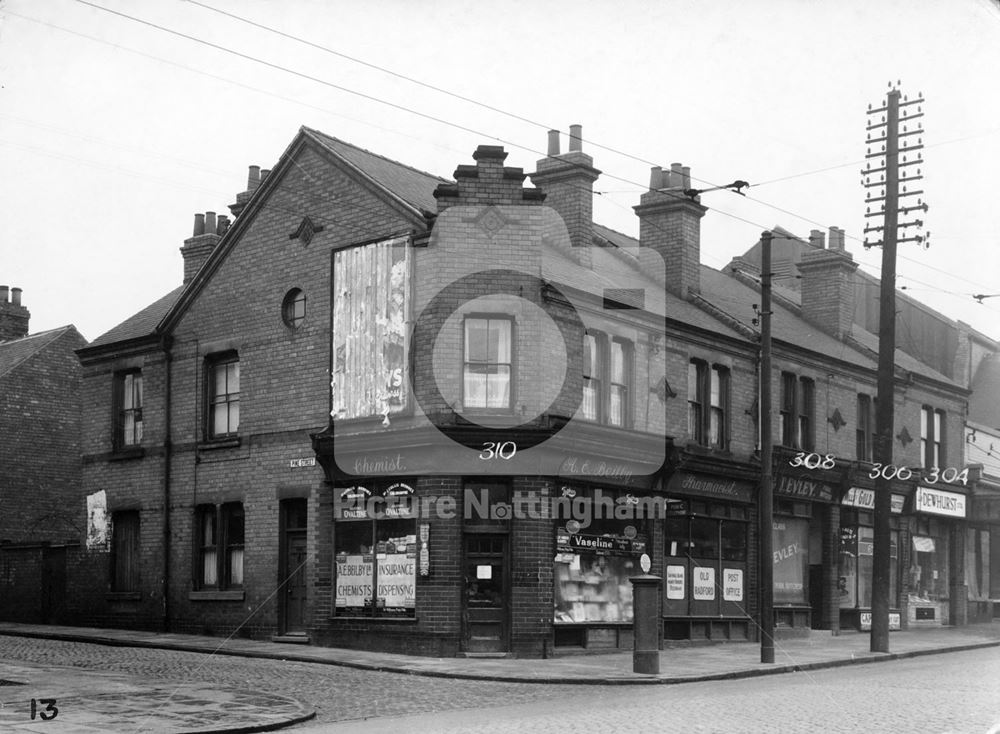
693, 567, 715, 600
559, 533, 644, 556
774, 473, 836, 503
335, 553, 373, 610
666, 565, 685, 600
842, 487, 905, 514
723, 568, 744, 601
376, 554, 416, 611
667, 473, 754, 503
915, 486, 966, 518
772, 519, 808, 604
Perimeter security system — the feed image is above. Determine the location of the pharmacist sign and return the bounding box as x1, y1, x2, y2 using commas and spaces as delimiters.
915, 487, 966, 518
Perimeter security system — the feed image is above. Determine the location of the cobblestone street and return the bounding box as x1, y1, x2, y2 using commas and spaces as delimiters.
0, 636, 588, 726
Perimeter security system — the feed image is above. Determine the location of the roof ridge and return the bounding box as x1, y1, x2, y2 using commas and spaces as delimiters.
0, 326, 76, 379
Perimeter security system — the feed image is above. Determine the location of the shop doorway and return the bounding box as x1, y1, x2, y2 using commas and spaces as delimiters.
280, 499, 308, 634
462, 534, 508, 654
42, 546, 67, 624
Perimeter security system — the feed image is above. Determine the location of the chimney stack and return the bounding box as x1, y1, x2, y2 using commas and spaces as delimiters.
0, 285, 30, 341
230, 164, 265, 219
530, 124, 601, 256
634, 162, 707, 299
809, 229, 825, 249
180, 212, 224, 284
797, 225, 858, 339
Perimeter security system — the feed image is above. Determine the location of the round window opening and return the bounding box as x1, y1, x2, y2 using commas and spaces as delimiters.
282, 288, 306, 329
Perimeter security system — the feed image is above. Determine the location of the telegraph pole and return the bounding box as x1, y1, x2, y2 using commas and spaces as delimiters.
863, 83, 927, 653
759, 231, 774, 664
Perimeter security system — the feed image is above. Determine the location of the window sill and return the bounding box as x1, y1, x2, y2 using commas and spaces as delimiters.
189, 590, 245, 601
109, 447, 145, 461
105, 591, 141, 602
198, 437, 242, 451
330, 615, 417, 623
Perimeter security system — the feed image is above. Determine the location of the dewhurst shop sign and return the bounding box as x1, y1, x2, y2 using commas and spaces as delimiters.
915, 486, 966, 518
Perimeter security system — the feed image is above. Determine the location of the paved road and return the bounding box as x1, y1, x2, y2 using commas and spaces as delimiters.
296, 646, 1000, 733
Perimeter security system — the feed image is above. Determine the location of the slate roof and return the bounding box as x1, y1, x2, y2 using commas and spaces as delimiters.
970, 357, 1000, 427
0, 326, 82, 379
304, 128, 448, 215
88, 285, 184, 348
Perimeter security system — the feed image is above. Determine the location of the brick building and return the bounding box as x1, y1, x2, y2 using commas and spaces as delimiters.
67, 124, 981, 656
0, 287, 87, 623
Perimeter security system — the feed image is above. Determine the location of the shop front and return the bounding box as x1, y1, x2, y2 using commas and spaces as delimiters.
908, 485, 968, 627
551, 482, 657, 652
838, 486, 907, 631
662, 467, 756, 641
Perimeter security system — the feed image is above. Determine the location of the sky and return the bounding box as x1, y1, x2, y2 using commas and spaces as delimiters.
2, 0, 999, 344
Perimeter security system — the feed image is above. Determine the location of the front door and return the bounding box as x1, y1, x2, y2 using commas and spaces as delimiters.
280, 499, 308, 634
42, 546, 66, 624
462, 534, 508, 653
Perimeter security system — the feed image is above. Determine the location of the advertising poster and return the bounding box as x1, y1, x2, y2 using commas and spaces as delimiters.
86, 489, 109, 551
666, 565, 686, 600
693, 566, 716, 600
376, 551, 416, 615
335, 554, 373, 613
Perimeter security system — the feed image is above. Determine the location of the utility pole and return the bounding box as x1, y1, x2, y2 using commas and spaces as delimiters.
863, 83, 927, 653
759, 231, 774, 664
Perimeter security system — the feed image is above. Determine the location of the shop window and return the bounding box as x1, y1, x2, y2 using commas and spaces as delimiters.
689, 360, 729, 449
966, 528, 991, 601
334, 481, 417, 618
464, 317, 512, 410
196, 503, 245, 590
110, 510, 140, 592
553, 500, 647, 625
663, 510, 749, 618
206, 352, 240, 439
772, 517, 809, 605
780, 372, 815, 451
856, 393, 875, 461
910, 525, 949, 603
920, 406, 946, 469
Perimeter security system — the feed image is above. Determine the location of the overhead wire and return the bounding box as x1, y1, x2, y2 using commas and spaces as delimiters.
13, 2, 1000, 323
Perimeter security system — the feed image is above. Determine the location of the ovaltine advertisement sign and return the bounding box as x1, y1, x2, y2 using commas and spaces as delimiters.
915, 486, 966, 518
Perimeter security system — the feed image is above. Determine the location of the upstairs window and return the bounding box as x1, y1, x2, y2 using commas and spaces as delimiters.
464, 317, 512, 409
608, 338, 632, 427
857, 393, 875, 461
921, 406, 945, 469
207, 353, 240, 439
114, 370, 143, 449
196, 503, 245, 590
582, 332, 603, 422
780, 372, 814, 451
689, 360, 729, 449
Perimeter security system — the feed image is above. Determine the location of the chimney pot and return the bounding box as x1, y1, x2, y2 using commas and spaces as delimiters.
10, 287, 22, 306
0, 286, 8, 303
649, 166, 664, 190
547, 129, 560, 156
829, 226, 845, 251
569, 124, 583, 152
681, 166, 691, 190
217, 214, 230, 235
260, 169, 271, 182
248, 165, 261, 190
193, 213, 205, 236
205, 211, 217, 234
810, 229, 825, 249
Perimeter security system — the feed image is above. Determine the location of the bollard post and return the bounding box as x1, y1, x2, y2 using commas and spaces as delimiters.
630, 572, 662, 674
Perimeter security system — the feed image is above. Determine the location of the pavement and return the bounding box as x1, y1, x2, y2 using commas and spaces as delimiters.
1, 620, 1000, 732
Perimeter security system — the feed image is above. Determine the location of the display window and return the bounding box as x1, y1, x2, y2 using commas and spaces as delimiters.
553, 514, 646, 624
663, 500, 749, 617
909, 535, 949, 603
838, 525, 899, 609
773, 517, 809, 605
334, 481, 417, 618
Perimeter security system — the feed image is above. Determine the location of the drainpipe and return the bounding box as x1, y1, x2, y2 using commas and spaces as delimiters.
161, 334, 174, 631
